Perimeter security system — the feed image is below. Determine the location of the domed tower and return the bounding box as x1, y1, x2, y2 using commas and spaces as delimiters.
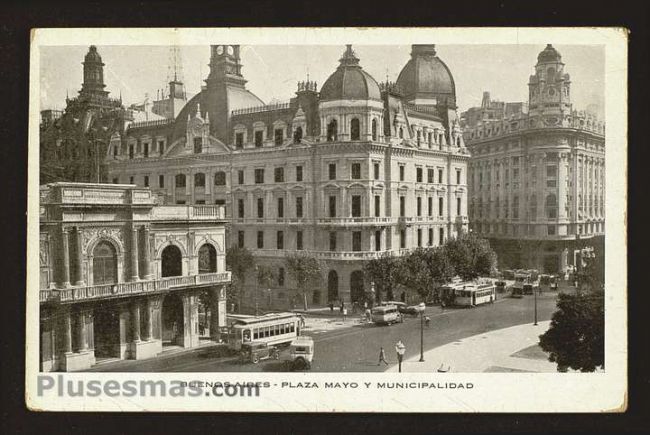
80, 45, 108, 99
319, 45, 384, 142
528, 44, 572, 119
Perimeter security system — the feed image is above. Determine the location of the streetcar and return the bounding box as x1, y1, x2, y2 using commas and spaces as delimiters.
452, 281, 496, 307
225, 312, 300, 351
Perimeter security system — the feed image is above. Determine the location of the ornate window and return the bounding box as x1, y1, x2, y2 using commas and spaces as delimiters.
194, 173, 205, 188
214, 171, 226, 186
545, 194, 557, 219
92, 241, 117, 285
175, 174, 186, 188
371, 119, 378, 141
327, 119, 338, 142
350, 118, 360, 141
198, 244, 217, 274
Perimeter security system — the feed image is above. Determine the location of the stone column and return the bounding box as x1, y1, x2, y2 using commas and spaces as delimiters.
73, 227, 84, 286
142, 226, 152, 280
62, 309, 72, 354
130, 226, 139, 281
142, 298, 153, 341
77, 311, 88, 351
60, 228, 70, 288
131, 301, 141, 342
209, 286, 223, 342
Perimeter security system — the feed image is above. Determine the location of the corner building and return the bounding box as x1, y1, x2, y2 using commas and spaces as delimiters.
462, 45, 605, 273
106, 44, 470, 308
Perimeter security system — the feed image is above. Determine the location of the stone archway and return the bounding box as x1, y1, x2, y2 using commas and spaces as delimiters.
197, 243, 217, 274
327, 270, 339, 302
161, 245, 182, 277
92, 241, 117, 285
350, 270, 365, 303
162, 293, 184, 346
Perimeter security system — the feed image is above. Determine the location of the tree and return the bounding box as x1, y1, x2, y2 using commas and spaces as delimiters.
255, 265, 276, 313
395, 248, 436, 300
286, 253, 322, 311
539, 289, 605, 372
363, 253, 401, 302
442, 233, 497, 280
225, 245, 255, 312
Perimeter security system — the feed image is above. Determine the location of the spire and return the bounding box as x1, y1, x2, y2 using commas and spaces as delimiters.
339, 44, 360, 67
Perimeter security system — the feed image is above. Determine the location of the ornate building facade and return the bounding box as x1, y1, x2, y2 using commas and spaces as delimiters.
39, 183, 230, 371
462, 45, 605, 273
104, 44, 470, 308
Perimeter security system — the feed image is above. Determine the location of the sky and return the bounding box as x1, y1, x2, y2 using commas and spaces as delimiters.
39, 44, 605, 117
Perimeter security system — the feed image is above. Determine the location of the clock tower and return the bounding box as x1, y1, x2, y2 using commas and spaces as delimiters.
206, 44, 246, 88
528, 44, 572, 119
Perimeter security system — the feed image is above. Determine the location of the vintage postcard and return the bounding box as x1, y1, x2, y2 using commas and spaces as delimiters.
26, 27, 627, 412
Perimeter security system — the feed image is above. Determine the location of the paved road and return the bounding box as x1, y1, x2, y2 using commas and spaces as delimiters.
91, 292, 559, 373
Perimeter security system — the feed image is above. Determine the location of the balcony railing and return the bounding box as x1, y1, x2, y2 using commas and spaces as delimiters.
151, 205, 226, 221
39, 271, 231, 303
317, 217, 395, 226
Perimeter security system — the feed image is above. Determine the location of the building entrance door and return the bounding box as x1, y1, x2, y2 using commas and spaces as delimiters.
162, 294, 184, 346
350, 270, 365, 303
327, 270, 339, 302
94, 304, 120, 359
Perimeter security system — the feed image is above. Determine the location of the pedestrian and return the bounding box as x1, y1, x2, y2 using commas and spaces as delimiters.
424, 316, 431, 328
440, 300, 446, 311
365, 308, 372, 322
329, 302, 334, 313
378, 346, 389, 366
299, 314, 306, 328
342, 307, 348, 322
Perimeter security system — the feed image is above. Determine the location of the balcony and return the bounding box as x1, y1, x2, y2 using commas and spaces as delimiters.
317, 217, 395, 226
151, 205, 226, 221
39, 272, 231, 304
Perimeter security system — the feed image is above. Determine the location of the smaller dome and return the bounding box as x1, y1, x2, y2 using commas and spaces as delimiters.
84, 46, 103, 64
537, 44, 562, 63
319, 45, 381, 102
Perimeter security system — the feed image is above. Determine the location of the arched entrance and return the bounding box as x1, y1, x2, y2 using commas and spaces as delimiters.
162, 293, 184, 346
350, 270, 365, 303
94, 303, 120, 359
327, 270, 339, 302
161, 245, 182, 277
93, 241, 117, 285
198, 244, 217, 274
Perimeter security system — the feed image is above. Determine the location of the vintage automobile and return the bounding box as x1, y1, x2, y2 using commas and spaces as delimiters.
286, 336, 314, 370
239, 342, 279, 364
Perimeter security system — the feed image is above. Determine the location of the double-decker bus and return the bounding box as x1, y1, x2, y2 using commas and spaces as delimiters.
453, 281, 496, 307
226, 312, 300, 351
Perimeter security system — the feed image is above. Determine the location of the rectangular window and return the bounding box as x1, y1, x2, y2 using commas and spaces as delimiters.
438, 197, 444, 216
296, 196, 303, 218
547, 225, 556, 236
238, 170, 245, 185
400, 196, 405, 217
195, 200, 205, 205
159, 175, 164, 188
427, 168, 434, 183
439, 228, 444, 245
255, 130, 263, 147
278, 268, 285, 286
416, 167, 423, 183
257, 231, 264, 249
428, 197, 433, 216
329, 232, 337, 251
417, 197, 422, 216
175, 200, 186, 205
130, 176, 134, 184
274, 167, 284, 182
277, 197, 284, 218
351, 163, 361, 179
296, 165, 303, 182
112, 177, 119, 184
158, 140, 165, 154
143, 142, 149, 158
193, 137, 202, 154
129, 144, 134, 159
235, 133, 244, 148
417, 229, 422, 247
194, 173, 205, 188
274, 128, 284, 145
351, 195, 361, 217
352, 232, 362, 252
329, 163, 336, 180
277, 231, 284, 249
238, 199, 244, 218
144, 175, 149, 187
400, 230, 406, 249
457, 197, 462, 215
374, 163, 380, 180
329, 196, 337, 218
438, 169, 443, 184
546, 165, 557, 177
296, 231, 303, 250
375, 230, 381, 251
257, 198, 264, 218
238, 231, 245, 248
456, 169, 461, 185
399, 165, 405, 181
428, 228, 433, 246
255, 168, 264, 184
374, 195, 380, 217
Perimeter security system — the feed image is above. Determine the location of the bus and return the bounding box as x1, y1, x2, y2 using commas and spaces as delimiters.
453, 281, 496, 307
371, 305, 402, 325
226, 312, 300, 351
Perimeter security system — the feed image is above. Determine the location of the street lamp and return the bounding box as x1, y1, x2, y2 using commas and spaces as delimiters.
418, 302, 426, 362
533, 284, 538, 326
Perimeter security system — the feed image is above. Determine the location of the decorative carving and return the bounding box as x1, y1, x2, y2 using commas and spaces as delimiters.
39, 240, 49, 267
82, 227, 125, 254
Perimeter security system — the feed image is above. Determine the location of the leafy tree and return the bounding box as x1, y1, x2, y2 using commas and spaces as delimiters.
255, 265, 276, 312
539, 289, 605, 372
442, 233, 497, 280
395, 248, 435, 299
225, 245, 255, 312
363, 253, 401, 302
286, 253, 322, 311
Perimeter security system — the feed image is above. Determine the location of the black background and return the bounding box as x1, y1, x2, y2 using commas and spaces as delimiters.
0, 0, 647, 433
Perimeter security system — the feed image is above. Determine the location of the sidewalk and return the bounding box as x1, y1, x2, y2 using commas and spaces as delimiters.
386, 321, 558, 373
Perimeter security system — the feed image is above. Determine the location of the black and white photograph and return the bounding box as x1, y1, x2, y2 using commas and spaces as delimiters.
26, 27, 627, 412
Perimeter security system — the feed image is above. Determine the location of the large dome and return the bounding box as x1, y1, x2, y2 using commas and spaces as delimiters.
320, 45, 381, 102
396, 45, 456, 106
537, 44, 562, 63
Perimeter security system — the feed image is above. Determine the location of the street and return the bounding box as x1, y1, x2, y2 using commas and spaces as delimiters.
90, 292, 559, 372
